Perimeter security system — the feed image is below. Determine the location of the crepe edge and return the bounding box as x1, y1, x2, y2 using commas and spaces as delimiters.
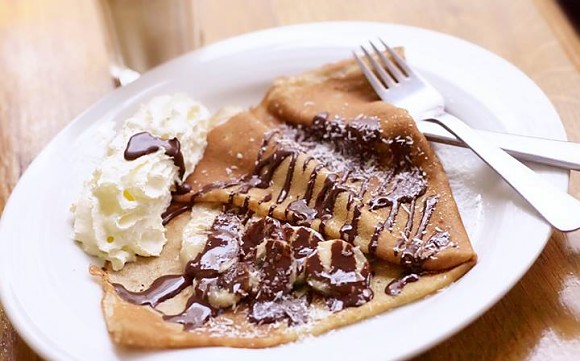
90, 259, 475, 349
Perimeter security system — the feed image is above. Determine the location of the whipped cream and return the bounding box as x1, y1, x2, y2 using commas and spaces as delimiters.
73, 94, 211, 270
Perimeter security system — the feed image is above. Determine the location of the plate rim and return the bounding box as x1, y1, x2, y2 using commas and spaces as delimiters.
0, 21, 568, 361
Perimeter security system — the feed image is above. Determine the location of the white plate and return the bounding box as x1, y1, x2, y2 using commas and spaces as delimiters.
0, 22, 567, 361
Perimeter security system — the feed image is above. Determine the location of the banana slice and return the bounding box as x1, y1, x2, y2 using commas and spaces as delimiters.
192, 262, 251, 308
180, 204, 222, 267
243, 217, 322, 285
184, 211, 242, 278
305, 239, 373, 310
285, 225, 324, 283
181, 206, 251, 308
253, 239, 297, 300
241, 217, 286, 259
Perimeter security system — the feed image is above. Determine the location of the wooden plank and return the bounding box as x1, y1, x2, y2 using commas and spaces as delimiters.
535, 0, 580, 71
0, 0, 113, 360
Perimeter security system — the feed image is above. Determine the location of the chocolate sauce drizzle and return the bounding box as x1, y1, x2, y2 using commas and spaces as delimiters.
123, 131, 192, 198
114, 213, 328, 329
286, 225, 322, 278
249, 114, 434, 255
114, 212, 247, 330
115, 112, 457, 327
385, 272, 420, 296
185, 213, 242, 278
124, 131, 186, 179
112, 274, 189, 307
393, 195, 454, 268
339, 204, 363, 244
161, 180, 239, 225
162, 295, 214, 331
245, 114, 439, 270
186, 112, 447, 276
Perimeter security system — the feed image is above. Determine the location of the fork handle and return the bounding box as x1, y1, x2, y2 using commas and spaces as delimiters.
425, 114, 580, 232
417, 119, 580, 171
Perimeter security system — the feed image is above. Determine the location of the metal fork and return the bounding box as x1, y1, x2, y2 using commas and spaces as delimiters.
354, 40, 580, 232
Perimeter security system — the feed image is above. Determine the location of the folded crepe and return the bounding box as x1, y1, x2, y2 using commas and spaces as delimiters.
92, 53, 477, 348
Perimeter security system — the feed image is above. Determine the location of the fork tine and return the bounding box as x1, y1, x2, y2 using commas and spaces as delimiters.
353, 51, 387, 99
360, 45, 396, 88
379, 38, 414, 77
369, 41, 405, 82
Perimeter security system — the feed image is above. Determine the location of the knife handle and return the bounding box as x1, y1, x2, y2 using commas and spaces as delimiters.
417, 120, 580, 171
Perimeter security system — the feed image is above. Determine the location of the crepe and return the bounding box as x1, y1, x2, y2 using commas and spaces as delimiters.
92, 214, 472, 348
93, 53, 477, 348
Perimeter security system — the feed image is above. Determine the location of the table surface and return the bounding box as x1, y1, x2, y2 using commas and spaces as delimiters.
1, 0, 579, 360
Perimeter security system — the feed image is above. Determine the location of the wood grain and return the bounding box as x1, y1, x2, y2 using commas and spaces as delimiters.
535, 0, 580, 71
0, 0, 113, 359
1, 0, 579, 360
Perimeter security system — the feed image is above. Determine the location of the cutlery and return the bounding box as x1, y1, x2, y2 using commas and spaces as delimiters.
352, 40, 580, 171
416, 120, 580, 171
354, 40, 580, 232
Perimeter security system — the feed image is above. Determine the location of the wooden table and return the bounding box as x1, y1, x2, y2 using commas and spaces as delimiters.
1, 0, 579, 359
